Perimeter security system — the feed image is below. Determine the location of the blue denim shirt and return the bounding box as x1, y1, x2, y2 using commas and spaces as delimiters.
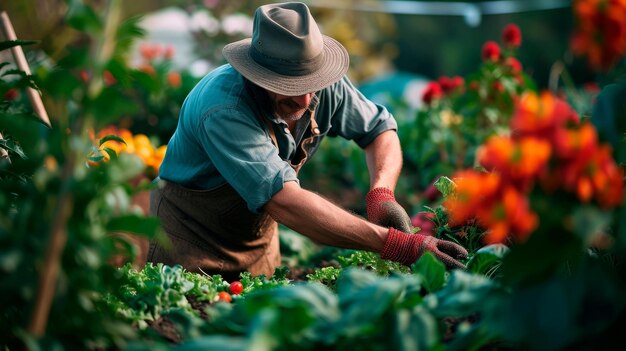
159, 64, 397, 213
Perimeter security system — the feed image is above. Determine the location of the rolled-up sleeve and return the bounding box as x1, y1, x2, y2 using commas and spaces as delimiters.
327, 76, 398, 148
199, 108, 298, 213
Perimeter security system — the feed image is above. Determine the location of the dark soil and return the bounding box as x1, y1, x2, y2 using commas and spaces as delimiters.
146, 316, 182, 344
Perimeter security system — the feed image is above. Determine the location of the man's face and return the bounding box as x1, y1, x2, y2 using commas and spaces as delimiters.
266, 91, 315, 121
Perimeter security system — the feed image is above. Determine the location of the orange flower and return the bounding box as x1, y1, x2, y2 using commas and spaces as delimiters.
476, 186, 538, 244
139, 43, 162, 61
97, 126, 133, 154
167, 72, 182, 88
138, 63, 156, 76
553, 122, 597, 160
571, 0, 626, 70
511, 91, 579, 141
443, 170, 501, 226
478, 135, 551, 190
590, 145, 624, 207
556, 143, 624, 207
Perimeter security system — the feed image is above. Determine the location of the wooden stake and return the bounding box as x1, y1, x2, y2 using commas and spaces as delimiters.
0, 11, 51, 128
27, 176, 73, 337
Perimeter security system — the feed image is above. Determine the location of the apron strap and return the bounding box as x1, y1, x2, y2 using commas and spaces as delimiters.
310, 109, 320, 136
261, 108, 319, 149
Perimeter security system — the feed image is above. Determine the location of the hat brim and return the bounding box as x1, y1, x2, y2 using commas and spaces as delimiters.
223, 35, 349, 96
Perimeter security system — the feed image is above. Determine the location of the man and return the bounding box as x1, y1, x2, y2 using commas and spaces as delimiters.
148, 2, 467, 281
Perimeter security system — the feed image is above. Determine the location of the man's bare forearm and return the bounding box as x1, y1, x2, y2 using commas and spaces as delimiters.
364, 130, 403, 191
264, 181, 388, 251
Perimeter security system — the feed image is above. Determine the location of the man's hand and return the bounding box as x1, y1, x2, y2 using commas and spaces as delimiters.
366, 187, 412, 233
381, 228, 468, 269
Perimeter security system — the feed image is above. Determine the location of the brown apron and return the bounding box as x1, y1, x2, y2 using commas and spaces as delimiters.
147, 109, 322, 280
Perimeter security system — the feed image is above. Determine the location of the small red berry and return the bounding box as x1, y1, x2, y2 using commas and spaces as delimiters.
229, 281, 244, 295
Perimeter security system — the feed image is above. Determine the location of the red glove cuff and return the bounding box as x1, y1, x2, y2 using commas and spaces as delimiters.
381, 228, 419, 266
366, 187, 396, 223
366, 187, 396, 203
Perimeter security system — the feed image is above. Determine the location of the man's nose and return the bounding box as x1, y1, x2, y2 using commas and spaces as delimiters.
292, 93, 314, 108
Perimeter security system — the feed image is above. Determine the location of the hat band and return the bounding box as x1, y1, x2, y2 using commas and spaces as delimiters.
250, 45, 325, 77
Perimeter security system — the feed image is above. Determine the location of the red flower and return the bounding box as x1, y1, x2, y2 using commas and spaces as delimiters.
504, 57, 523, 74
423, 180, 441, 202
79, 70, 90, 83
422, 81, 443, 105
437, 75, 464, 94
4, 89, 19, 101
410, 212, 436, 235
103, 70, 117, 86
481, 41, 501, 62
502, 24, 522, 48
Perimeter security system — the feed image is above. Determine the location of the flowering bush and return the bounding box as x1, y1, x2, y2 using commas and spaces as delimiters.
400, 23, 534, 202
443, 91, 623, 245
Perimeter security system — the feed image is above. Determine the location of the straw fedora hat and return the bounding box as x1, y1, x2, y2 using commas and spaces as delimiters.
223, 2, 349, 96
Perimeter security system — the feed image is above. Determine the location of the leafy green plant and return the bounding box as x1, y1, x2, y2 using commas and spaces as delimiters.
0, 2, 164, 349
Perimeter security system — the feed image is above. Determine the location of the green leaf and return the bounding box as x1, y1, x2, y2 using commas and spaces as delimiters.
173, 335, 248, 351
90, 88, 139, 124
500, 227, 583, 287
591, 80, 626, 148
6, 111, 52, 127
65, 1, 102, 32
434, 176, 456, 197
411, 252, 446, 292
335, 269, 422, 339
99, 134, 126, 147
88, 155, 105, 162
466, 244, 509, 277
392, 307, 440, 351
0, 40, 38, 51
433, 270, 495, 317
106, 214, 161, 238
0, 138, 27, 159
102, 147, 118, 160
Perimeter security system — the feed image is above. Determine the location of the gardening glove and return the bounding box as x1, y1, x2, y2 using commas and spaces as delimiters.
381, 228, 468, 270
366, 187, 413, 233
